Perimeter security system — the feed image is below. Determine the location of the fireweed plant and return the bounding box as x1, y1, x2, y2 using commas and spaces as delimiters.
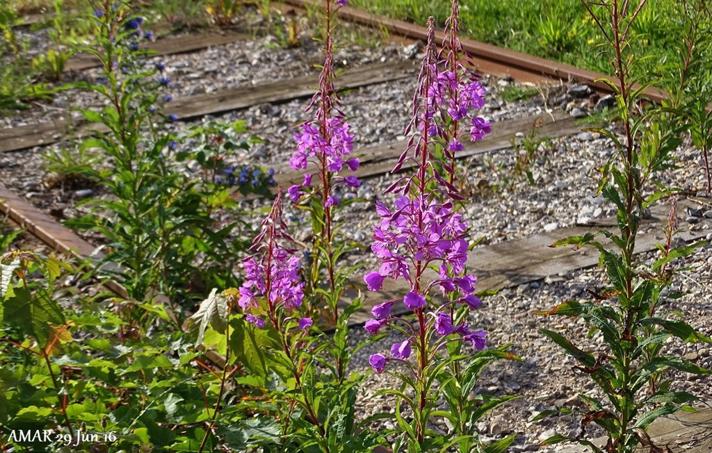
363, 18, 516, 452
287, 0, 361, 382
539, 1, 711, 451
211, 193, 378, 451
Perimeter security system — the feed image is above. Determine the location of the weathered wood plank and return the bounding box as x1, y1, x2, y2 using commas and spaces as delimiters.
65, 31, 248, 72
557, 407, 712, 452
166, 61, 417, 120
0, 61, 417, 153
0, 184, 128, 298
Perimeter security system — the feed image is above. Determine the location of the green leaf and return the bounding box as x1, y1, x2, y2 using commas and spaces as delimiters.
540, 329, 596, 368
483, 434, 517, 453
231, 318, 269, 378
539, 433, 568, 446
2, 286, 65, 345
640, 318, 712, 343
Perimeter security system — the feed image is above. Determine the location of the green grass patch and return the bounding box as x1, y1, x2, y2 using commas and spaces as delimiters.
348, 0, 689, 82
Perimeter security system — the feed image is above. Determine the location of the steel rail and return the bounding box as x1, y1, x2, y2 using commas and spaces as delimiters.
282, 0, 669, 102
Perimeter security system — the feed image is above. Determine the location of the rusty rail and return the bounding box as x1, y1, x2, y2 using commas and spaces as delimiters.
282, 0, 669, 102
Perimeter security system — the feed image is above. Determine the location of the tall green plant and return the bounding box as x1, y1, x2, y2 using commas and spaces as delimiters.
539, 1, 711, 451
69, 1, 249, 308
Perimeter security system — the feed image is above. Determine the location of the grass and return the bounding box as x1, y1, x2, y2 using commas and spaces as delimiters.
348, 0, 690, 81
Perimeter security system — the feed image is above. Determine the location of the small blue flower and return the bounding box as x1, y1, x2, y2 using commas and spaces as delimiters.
167, 114, 178, 122
94, 9, 104, 18
223, 165, 235, 176
96, 76, 108, 85
144, 31, 154, 41
125, 17, 143, 30
155, 62, 166, 72
128, 42, 139, 51
168, 141, 177, 150
158, 76, 170, 87
148, 106, 157, 113
238, 166, 250, 185
162, 94, 173, 103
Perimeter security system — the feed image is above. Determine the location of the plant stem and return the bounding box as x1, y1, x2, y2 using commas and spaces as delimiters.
197, 309, 231, 453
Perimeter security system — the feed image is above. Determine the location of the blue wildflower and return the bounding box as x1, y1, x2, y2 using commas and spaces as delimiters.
168, 141, 177, 150
155, 62, 166, 72
238, 166, 250, 185
162, 94, 173, 103
144, 31, 154, 41
158, 76, 170, 87
167, 114, 178, 122
128, 42, 139, 51
94, 9, 104, 18
125, 17, 143, 30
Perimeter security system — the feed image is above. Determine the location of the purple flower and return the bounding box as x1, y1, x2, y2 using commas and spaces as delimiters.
162, 94, 173, 103
336, 0, 348, 6
346, 158, 360, 171
369, 353, 387, 373
144, 31, 154, 41
303, 173, 313, 186
246, 314, 265, 328
371, 300, 394, 319
364, 318, 386, 335
435, 312, 455, 335
94, 8, 104, 18
461, 293, 482, 309
448, 138, 464, 152
167, 114, 178, 122
168, 141, 177, 151
155, 62, 166, 72
390, 339, 411, 360
403, 291, 426, 310
287, 184, 302, 202
364, 272, 385, 291
325, 195, 338, 207
298, 317, 313, 330
463, 328, 487, 350
470, 116, 491, 142
158, 76, 171, 87
344, 175, 360, 188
